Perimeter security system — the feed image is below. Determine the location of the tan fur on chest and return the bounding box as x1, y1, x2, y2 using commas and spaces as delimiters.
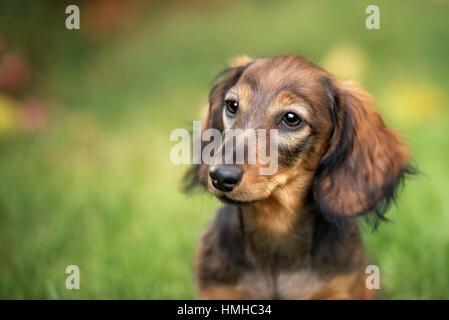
237, 268, 325, 299
202, 268, 366, 300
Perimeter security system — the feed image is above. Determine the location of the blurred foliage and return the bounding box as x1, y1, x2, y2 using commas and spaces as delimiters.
0, 0, 448, 299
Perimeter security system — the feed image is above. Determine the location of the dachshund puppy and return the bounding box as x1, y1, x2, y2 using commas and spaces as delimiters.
185, 54, 412, 299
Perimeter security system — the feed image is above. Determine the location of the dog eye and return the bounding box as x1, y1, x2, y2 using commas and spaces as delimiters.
224, 100, 238, 116
282, 112, 303, 128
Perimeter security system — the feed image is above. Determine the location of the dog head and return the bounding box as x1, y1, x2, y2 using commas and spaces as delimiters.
186, 54, 411, 223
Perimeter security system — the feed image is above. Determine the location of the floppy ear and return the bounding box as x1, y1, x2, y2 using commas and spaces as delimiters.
183, 56, 253, 191
313, 80, 412, 223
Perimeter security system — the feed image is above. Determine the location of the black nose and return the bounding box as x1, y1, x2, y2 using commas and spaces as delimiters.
209, 165, 243, 192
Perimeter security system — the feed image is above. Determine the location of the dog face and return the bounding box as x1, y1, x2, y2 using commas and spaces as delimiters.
188, 54, 410, 221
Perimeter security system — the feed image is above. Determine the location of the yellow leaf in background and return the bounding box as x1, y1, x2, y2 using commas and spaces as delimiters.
382, 81, 447, 124
0, 93, 19, 135
321, 43, 367, 81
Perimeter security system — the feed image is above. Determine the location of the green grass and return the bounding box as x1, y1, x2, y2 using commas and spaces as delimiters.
0, 0, 448, 299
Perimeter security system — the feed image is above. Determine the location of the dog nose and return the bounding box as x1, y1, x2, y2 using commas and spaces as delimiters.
209, 165, 243, 192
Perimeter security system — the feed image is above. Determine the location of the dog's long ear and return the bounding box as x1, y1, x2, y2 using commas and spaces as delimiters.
183, 56, 253, 191
313, 80, 412, 224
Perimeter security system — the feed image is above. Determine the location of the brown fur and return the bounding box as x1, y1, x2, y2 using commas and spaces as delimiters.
187, 54, 412, 300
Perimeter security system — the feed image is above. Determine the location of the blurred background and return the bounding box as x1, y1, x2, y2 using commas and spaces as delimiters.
0, 0, 448, 299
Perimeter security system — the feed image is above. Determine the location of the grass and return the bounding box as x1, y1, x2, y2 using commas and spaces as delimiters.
0, 0, 448, 299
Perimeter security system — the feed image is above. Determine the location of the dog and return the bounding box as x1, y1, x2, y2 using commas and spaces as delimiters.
185, 54, 412, 299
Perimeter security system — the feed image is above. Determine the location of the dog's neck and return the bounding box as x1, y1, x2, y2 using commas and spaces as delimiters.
241, 197, 306, 236
238, 198, 314, 269
241, 171, 313, 235
237, 193, 361, 272
227, 167, 361, 271
238, 176, 317, 266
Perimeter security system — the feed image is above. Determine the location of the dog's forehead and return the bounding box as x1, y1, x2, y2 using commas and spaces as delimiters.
232, 56, 329, 116
238, 55, 326, 95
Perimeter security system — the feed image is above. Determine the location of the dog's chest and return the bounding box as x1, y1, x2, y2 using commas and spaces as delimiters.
237, 268, 325, 299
